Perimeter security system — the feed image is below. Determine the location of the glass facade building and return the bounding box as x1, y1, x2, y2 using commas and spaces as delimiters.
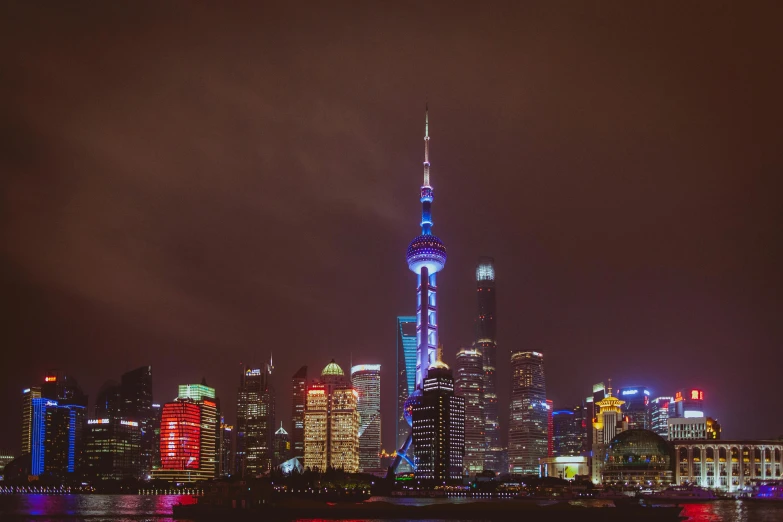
396, 316, 417, 450
650, 396, 673, 439
291, 366, 307, 462
455, 347, 484, 475
235, 363, 275, 476
617, 386, 651, 430
508, 351, 547, 475
552, 404, 586, 457
84, 418, 142, 480
351, 364, 382, 471
475, 257, 501, 473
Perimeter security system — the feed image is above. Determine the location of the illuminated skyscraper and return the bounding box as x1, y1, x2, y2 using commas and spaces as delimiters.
508, 351, 547, 475
455, 347, 484, 475
291, 366, 307, 462
591, 381, 627, 484
304, 361, 359, 473
546, 399, 554, 457
394, 105, 448, 473
617, 386, 651, 430
351, 364, 382, 471
650, 396, 673, 439
475, 257, 501, 472
553, 406, 585, 457
412, 361, 465, 483
84, 418, 142, 480
178, 382, 219, 478
218, 418, 233, 477
119, 366, 154, 475
396, 316, 417, 453
21, 386, 41, 455
153, 399, 210, 482
29, 397, 85, 478
273, 422, 290, 466
235, 362, 275, 476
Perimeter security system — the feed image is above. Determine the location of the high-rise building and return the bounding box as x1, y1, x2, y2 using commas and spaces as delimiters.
119, 366, 154, 475
29, 397, 85, 478
235, 362, 275, 477
591, 382, 627, 484
291, 366, 307, 462
454, 347, 484, 475
546, 399, 554, 457
650, 396, 673, 439
617, 386, 651, 430
154, 399, 210, 482
475, 257, 501, 473
21, 387, 41, 455
178, 382, 219, 478
412, 361, 465, 483
508, 351, 547, 475
151, 403, 162, 471
94, 382, 121, 419
553, 405, 586, 457
84, 418, 141, 480
393, 105, 448, 475
218, 418, 233, 477
351, 364, 382, 472
273, 422, 290, 466
670, 389, 706, 419
396, 316, 417, 461
304, 361, 360, 472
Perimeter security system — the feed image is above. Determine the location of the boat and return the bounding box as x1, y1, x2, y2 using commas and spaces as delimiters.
743, 480, 783, 501
643, 485, 718, 503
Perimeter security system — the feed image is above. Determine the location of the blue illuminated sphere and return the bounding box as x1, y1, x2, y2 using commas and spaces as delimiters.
403, 389, 423, 427
406, 235, 447, 274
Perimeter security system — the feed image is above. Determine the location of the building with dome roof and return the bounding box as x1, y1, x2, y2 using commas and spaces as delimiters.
602, 429, 675, 486
303, 360, 359, 472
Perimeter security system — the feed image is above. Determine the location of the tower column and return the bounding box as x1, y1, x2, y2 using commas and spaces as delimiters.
418, 266, 430, 388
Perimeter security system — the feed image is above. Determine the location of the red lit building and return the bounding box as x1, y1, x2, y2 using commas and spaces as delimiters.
151, 399, 214, 483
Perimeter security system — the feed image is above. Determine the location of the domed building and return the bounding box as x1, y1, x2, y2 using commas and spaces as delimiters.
303, 360, 360, 473
602, 429, 675, 486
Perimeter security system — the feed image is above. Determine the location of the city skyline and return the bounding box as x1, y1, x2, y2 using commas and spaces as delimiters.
3, 2, 782, 455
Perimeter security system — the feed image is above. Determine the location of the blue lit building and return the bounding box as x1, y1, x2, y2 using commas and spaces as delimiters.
396, 316, 417, 454
30, 397, 85, 477
393, 105, 448, 474
617, 386, 651, 430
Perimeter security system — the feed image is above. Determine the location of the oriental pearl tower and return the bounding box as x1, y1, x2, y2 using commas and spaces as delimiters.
391, 105, 447, 474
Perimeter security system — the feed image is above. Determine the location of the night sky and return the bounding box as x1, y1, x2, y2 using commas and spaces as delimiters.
2, 3, 782, 454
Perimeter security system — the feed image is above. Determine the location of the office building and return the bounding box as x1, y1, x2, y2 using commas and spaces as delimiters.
475, 256, 501, 473
454, 347, 484, 475
670, 389, 705, 419
151, 403, 162, 471
119, 366, 154, 474
393, 106, 448, 474
304, 360, 360, 473
396, 316, 417, 471
29, 397, 86, 478
21, 387, 41, 455
617, 386, 651, 430
176, 382, 219, 478
508, 351, 547, 475
591, 382, 628, 484
585, 382, 606, 464
291, 366, 307, 462
351, 364, 382, 472
154, 399, 211, 482
235, 362, 275, 477
273, 422, 290, 466
42, 370, 88, 409
84, 418, 141, 480
94, 382, 121, 419
553, 404, 586, 457
650, 396, 673, 439
218, 418, 233, 477
668, 417, 721, 441
546, 399, 554, 457
411, 361, 465, 483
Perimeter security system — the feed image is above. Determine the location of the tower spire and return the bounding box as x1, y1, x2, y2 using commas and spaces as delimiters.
423, 103, 430, 187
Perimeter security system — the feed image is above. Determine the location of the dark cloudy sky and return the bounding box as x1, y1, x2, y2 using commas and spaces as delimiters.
2, 2, 782, 453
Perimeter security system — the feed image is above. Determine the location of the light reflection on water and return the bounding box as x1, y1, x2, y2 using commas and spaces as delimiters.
1, 495, 782, 521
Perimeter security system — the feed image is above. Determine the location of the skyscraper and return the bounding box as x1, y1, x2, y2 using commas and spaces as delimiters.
273, 422, 290, 466
218, 418, 233, 477
412, 361, 465, 483
178, 382, 219, 478
394, 105, 448, 473
119, 366, 153, 475
304, 360, 360, 473
21, 386, 41, 455
552, 404, 586, 457
454, 347, 484, 475
475, 257, 501, 472
291, 366, 307, 462
154, 399, 209, 482
508, 351, 547, 475
546, 399, 554, 457
396, 316, 417, 453
235, 362, 275, 476
29, 397, 85, 478
84, 418, 142, 480
617, 386, 651, 430
351, 364, 381, 472
650, 396, 673, 439
591, 382, 627, 484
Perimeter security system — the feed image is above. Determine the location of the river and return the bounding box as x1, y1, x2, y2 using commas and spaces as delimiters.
1, 494, 782, 521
